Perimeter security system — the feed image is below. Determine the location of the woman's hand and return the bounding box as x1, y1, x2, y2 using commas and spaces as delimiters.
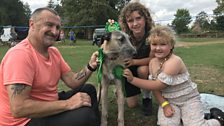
123, 68, 134, 82
124, 59, 135, 67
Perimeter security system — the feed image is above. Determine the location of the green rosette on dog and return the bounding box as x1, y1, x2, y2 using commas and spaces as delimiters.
112, 65, 126, 97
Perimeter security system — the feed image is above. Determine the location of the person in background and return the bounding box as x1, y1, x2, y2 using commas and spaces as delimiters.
119, 2, 154, 116
123, 26, 224, 126
69, 29, 76, 45
59, 30, 65, 43
10, 26, 18, 47
0, 7, 100, 126
10, 26, 18, 42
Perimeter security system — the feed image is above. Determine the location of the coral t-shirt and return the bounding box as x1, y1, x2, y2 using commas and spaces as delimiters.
0, 39, 71, 126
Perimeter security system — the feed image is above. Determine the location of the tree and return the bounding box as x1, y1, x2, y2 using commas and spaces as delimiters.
0, 0, 30, 26
61, 0, 120, 26
213, 0, 224, 15
115, 0, 131, 11
54, 4, 63, 18
213, 0, 224, 31
48, 0, 56, 9
60, 0, 130, 39
209, 19, 217, 31
23, 2, 32, 25
216, 15, 224, 31
192, 11, 210, 32
172, 9, 192, 34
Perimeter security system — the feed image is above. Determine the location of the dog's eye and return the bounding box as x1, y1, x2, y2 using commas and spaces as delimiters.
104, 33, 111, 41
118, 36, 125, 42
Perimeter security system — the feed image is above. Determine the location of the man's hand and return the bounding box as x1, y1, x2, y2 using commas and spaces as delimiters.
89, 51, 98, 70
66, 92, 91, 110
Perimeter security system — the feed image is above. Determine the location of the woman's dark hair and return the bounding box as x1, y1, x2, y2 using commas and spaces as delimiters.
119, 2, 154, 37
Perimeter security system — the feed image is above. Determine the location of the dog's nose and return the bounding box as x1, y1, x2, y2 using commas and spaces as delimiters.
126, 47, 137, 56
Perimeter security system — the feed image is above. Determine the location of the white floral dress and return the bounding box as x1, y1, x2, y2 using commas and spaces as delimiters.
149, 72, 221, 126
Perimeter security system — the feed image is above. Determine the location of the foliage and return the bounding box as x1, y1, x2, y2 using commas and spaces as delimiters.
191, 11, 210, 32
216, 15, 224, 31
47, 0, 56, 9
0, 0, 31, 26
23, 2, 31, 25
172, 9, 192, 34
61, 0, 119, 26
213, 0, 224, 31
114, 0, 131, 11
213, 0, 224, 15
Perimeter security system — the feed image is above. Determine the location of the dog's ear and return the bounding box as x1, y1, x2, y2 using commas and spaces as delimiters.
100, 32, 111, 45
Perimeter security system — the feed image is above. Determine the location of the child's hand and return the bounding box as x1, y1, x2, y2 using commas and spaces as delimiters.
124, 59, 134, 67
123, 68, 134, 82
163, 104, 175, 117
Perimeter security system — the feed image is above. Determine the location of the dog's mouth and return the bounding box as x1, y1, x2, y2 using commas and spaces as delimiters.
104, 51, 119, 60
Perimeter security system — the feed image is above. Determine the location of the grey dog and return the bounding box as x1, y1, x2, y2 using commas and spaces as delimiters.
97, 30, 136, 126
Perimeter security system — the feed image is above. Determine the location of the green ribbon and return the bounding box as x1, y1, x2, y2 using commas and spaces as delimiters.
112, 65, 126, 97
97, 48, 104, 83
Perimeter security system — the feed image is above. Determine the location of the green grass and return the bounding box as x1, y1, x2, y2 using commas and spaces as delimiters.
176, 37, 224, 42
1, 38, 224, 126
175, 44, 224, 69
0, 46, 10, 59
174, 43, 224, 96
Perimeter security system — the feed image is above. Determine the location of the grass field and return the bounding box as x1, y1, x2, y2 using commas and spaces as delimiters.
0, 38, 224, 126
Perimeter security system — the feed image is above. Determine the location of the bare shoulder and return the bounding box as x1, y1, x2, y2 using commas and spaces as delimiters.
163, 54, 185, 75
149, 57, 157, 67
150, 57, 157, 63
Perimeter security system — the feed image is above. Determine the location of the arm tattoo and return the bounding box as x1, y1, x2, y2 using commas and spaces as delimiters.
11, 84, 27, 96
75, 69, 87, 80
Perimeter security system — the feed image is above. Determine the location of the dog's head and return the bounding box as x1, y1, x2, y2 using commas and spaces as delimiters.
100, 31, 136, 61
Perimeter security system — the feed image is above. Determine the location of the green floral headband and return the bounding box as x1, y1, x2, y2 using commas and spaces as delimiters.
105, 19, 121, 32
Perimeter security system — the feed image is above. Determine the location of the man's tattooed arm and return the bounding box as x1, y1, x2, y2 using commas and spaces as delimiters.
75, 69, 87, 80
11, 84, 27, 96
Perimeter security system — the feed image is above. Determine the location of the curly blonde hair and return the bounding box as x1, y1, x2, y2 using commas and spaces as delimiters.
148, 26, 176, 49
119, 2, 154, 37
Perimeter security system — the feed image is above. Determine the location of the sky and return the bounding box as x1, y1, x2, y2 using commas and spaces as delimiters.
21, 0, 218, 25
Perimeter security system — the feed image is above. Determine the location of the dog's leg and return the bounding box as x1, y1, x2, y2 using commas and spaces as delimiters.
101, 78, 109, 126
115, 80, 125, 126
97, 83, 101, 102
